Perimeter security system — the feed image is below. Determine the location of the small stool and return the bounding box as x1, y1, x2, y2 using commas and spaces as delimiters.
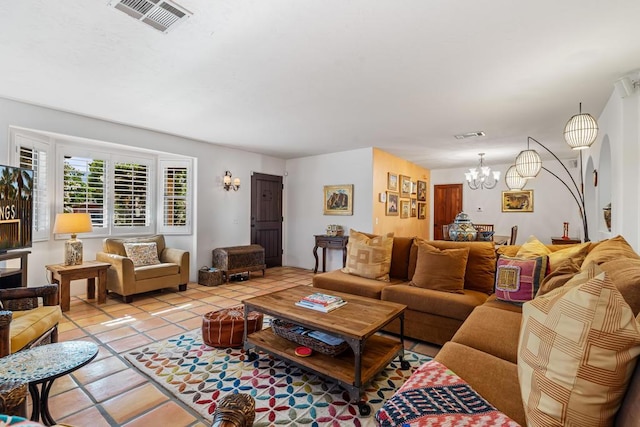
211, 393, 256, 427
202, 305, 264, 348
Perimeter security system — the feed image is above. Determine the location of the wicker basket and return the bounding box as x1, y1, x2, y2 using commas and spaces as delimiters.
271, 319, 349, 356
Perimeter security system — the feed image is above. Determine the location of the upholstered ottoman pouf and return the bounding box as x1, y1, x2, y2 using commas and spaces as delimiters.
202, 305, 264, 348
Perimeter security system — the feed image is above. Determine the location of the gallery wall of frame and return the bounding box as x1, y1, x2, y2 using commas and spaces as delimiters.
372, 148, 430, 237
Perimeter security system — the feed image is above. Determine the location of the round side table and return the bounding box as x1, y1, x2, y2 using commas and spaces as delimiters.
1, 341, 98, 426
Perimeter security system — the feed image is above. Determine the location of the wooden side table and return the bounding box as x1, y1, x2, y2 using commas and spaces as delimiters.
45, 261, 111, 312
551, 237, 582, 245
313, 235, 349, 273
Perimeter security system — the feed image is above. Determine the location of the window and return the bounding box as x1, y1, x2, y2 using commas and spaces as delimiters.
12, 130, 50, 242
10, 128, 193, 238
158, 159, 192, 234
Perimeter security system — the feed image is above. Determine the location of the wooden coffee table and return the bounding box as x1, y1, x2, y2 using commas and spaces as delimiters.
242, 285, 408, 416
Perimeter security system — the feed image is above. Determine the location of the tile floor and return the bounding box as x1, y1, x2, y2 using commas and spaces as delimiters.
37, 267, 440, 426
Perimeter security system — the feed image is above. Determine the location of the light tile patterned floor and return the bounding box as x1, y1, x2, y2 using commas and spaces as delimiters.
36, 267, 439, 426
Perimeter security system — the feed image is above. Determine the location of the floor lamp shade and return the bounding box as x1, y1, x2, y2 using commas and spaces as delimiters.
564, 112, 598, 149
515, 149, 542, 179
53, 213, 93, 265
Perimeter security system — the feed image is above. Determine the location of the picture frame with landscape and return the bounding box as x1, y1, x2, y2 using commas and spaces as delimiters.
323, 184, 354, 215
502, 190, 534, 212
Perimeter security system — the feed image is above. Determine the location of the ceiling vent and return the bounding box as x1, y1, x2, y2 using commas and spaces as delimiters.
109, 0, 192, 33
454, 131, 486, 140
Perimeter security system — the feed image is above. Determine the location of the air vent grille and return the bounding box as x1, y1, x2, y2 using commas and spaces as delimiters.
454, 131, 486, 140
109, 0, 191, 33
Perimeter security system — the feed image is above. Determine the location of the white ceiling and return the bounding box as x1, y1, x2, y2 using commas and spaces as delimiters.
2, 1, 640, 169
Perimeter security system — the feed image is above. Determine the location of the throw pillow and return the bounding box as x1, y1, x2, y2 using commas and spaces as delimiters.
518, 272, 640, 427
516, 235, 550, 259
409, 241, 468, 294
494, 255, 548, 304
547, 242, 590, 271
535, 258, 581, 297
582, 235, 640, 267
342, 229, 394, 281
600, 258, 640, 316
123, 242, 161, 266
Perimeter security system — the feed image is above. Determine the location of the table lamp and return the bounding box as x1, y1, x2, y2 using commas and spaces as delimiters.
53, 213, 93, 265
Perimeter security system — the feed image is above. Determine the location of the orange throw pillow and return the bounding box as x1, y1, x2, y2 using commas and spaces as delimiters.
409, 241, 468, 294
342, 229, 394, 281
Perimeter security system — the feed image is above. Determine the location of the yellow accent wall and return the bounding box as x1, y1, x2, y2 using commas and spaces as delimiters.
372, 148, 430, 237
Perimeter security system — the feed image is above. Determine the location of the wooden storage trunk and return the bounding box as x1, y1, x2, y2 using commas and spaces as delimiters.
212, 245, 266, 282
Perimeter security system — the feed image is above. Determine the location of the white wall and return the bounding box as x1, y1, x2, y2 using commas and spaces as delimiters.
584, 89, 640, 250
0, 97, 285, 293
430, 160, 582, 245
284, 148, 373, 272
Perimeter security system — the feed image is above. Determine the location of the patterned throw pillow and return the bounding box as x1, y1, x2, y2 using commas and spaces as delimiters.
494, 255, 548, 304
518, 272, 640, 427
123, 242, 161, 266
342, 229, 394, 281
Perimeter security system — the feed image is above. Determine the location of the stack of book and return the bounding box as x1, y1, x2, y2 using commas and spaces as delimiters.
295, 292, 347, 313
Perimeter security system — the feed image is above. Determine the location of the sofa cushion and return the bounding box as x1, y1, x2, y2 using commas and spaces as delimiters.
341, 229, 394, 281
103, 235, 166, 257
600, 258, 640, 316
10, 306, 62, 352
582, 235, 640, 267
450, 304, 522, 364
124, 242, 161, 266
515, 237, 589, 272
410, 241, 468, 294
518, 271, 640, 427
313, 269, 402, 299
411, 239, 496, 294
134, 263, 180, 280
382, 284, 487, 321
494, 255, 548, 304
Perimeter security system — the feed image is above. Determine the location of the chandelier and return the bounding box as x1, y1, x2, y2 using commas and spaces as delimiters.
465, 153, 500, 190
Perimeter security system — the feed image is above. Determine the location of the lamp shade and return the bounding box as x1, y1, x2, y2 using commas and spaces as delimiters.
564, 112, 598, 149
505, 165, 526, 190
53, 213, 93, 235
515, 149, 542, 179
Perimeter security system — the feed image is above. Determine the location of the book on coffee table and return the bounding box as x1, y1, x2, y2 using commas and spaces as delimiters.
295, 298, 347, 313
301, 292, 343, 306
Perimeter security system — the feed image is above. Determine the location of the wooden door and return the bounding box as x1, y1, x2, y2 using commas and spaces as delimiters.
251, 173, 283, 267
433, 184, 463, 240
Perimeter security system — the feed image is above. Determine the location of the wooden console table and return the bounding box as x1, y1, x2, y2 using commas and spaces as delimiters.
45, 261, 111, 312
551, 237, 582, 245
313, 235, 349, 273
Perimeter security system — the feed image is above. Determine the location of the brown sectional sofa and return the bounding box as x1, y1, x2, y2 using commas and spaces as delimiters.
315, 236, 640, 425
313, 237, 497, 345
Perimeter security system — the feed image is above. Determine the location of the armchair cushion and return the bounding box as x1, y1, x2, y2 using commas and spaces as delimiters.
10, 306, 61, 353
135, 263, 180, 280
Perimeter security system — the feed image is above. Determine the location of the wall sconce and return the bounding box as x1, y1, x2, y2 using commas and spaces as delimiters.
223, 171, 240, 191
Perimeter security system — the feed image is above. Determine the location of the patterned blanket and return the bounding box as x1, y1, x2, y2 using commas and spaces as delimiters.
375, 360, 521, 426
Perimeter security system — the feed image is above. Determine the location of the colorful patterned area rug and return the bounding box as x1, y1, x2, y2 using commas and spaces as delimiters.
125, 329, 431, 426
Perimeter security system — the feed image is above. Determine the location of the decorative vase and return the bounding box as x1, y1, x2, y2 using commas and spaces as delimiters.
448, 212, 477, 241
603, 203, 611, 232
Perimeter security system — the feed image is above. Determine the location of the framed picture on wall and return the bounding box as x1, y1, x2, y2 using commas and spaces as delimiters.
417, 180, 427, 201
410, 198, 417, 217
387, 173, 398, 191
418, 202, 426, 219
323, 184, 354, 215
400, 200, 410, 218
386, 191, 399, 215
502, 190, 534, 212
400, 175, 412, 198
